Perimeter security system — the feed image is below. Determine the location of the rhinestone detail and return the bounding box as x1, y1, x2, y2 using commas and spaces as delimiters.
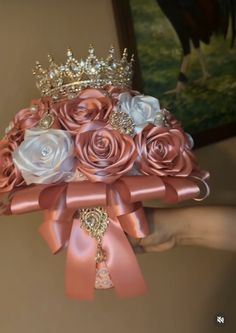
79, 207, 109, 241
109, 111, 135, 136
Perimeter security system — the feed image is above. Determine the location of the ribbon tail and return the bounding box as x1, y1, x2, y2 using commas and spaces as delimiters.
38, 186, 75, 254
65, 218, 97, 301
39, 215, 72, 254
103, 217, 147, 298
107, 183, 149, 239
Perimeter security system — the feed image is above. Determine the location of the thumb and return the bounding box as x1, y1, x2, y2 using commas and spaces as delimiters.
140, 233, 177, 252
139, 233, 159, 247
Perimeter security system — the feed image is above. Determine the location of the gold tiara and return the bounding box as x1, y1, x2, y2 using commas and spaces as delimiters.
33, 45, 134, 101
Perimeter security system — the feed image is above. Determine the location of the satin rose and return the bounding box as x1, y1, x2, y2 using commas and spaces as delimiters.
13, 129, 76, 185
135, 126, 195, 177
104, 85, 132, 99
118, 92, 161, 133
0, 140, 23, 193
162, 109, 194, 149
55, 88, 113, 132
75, 121, 137, 183
6, 97, 52, 145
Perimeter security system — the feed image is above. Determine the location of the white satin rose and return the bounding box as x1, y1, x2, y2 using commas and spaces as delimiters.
13, 129, 76, 185
118, 92, 162, 133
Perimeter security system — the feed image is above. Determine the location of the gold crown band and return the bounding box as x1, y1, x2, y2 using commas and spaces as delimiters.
33, 45, 133, 101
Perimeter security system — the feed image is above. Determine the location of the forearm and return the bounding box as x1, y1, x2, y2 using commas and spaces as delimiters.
174, 206, 236, 251
144, 206, 236, 252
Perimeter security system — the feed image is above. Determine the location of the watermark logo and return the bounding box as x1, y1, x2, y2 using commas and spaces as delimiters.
215, 313, 225, 326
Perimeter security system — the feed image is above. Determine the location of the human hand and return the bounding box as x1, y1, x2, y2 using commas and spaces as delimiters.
139, 208, 180, 252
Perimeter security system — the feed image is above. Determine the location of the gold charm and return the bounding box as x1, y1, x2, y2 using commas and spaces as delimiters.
39, 113, 55, 129
79, 206, 109, 241
109, 111, 135, 136
95, 263, 113, 289
95, 243, 107, 263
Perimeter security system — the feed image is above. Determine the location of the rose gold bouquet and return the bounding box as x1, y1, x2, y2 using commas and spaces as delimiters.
0, 46, 209, 300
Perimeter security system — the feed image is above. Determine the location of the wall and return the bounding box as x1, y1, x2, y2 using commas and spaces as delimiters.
0, 1, 235, 333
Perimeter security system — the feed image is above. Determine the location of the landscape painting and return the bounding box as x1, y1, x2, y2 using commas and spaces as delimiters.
113, 0, 236, 146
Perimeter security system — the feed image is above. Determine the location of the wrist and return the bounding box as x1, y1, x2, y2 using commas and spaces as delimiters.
150, 208, 189, 244
173, 208, 205, 246
153, 208, 202, 246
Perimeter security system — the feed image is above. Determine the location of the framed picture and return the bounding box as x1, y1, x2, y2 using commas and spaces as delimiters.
112, 0, 236, 148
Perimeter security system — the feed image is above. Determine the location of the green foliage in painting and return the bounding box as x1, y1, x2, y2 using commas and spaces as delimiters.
130, 0, 236, 134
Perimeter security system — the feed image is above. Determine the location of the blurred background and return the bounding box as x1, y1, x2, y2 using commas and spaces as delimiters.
0, 1, 235, 332
129, 0, 236, 135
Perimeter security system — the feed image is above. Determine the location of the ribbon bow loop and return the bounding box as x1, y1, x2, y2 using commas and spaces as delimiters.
2, 175, 206, 300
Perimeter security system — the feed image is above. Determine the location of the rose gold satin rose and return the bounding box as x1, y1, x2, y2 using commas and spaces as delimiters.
162, 109, 195, 149
0, 140, 23, 193
104, 85, 139, 100
75, 121, 137, 183
6, 97, 52, 145
135, 125, 195, 177
104, 85, 129, 99
55, 88, 113, 133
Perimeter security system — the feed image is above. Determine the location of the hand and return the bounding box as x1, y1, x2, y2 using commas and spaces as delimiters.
139, 208, 180, 252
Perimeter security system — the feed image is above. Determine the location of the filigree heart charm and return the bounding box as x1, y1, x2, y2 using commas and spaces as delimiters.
39, 113, 55, 129
79, 207, 109, 241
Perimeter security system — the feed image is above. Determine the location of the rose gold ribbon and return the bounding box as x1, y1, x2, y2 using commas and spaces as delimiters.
1, 175, 203, 300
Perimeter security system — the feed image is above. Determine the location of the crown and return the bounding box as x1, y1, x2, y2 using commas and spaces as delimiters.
33, 45, 134, 101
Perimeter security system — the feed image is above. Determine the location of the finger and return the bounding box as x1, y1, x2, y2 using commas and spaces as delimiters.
128, 236, 142, 247
143, 245, 161, 252
139, 234, 159, 247
143, 238, 176, 252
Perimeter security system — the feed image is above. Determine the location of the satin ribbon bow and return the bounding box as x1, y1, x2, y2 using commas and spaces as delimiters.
3, 175, 201, 300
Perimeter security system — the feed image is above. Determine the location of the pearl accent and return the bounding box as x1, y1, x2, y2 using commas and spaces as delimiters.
30, 105, 38, 113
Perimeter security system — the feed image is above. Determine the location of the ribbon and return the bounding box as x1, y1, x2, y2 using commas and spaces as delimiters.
1, 175, 201, 300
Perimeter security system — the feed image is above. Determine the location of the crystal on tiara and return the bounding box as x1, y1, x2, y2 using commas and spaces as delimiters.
33, 45, 134, 101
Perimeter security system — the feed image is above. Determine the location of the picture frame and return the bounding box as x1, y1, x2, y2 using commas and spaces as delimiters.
112, 0, 236, 148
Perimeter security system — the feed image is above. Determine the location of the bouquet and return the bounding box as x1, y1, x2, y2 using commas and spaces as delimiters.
0, 46, 209, 300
